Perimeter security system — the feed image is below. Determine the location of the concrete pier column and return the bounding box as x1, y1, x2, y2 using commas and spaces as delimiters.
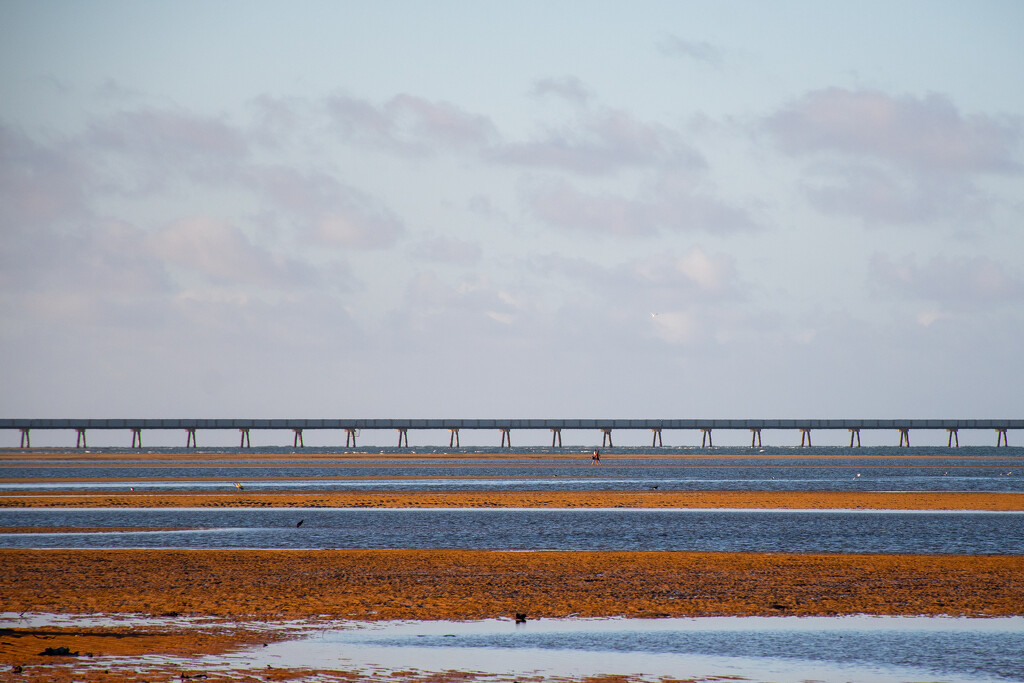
651, 429, 663, 447
947, 429, 959, 447
186, 429, 197, 448
239, 429, 251, 448
293, 429, 304, 448
750, 429, 762, 447
397, 429, 408, 447
849, 429, 861, 447
131, 429, 143, 449
75, 428, 87, 448
550, 429, 562, 447
996, 429, 1009, 447
345, 429, 357, 447
19, 429, 30, 448
898, 428, 910, 447
500, 429, 512, 448
601, 429, 613, 447
449, 428, 460, 447
700, 429, 713, 448
799, 429, 812, 447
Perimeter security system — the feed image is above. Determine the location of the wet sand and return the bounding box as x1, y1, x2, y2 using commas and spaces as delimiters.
2, 547, 1022, 680
4, 548, 1021, 620
2, 489, 1022, 509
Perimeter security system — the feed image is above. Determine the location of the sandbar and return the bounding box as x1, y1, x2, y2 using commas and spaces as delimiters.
2, 489, 1021, 509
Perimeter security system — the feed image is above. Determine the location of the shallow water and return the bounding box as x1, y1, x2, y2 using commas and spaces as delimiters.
2, 507, 1022, 554
208, 616, 1024, 682
2, 452, 1022, 493
5, 612, 1020, 682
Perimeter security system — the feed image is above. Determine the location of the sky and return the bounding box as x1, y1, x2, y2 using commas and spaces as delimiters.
1, 1, 1022, 447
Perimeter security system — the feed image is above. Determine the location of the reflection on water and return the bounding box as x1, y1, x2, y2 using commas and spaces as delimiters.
2, 508, 1022, 554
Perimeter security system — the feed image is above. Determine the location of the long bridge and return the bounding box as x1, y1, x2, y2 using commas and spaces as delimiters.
2, 418, 1020, 449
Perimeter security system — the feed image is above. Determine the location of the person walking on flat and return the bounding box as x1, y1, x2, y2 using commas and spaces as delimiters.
591, 449, 601, 465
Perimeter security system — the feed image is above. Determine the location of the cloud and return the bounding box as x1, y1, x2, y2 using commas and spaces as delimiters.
149, 216, 319, 288
524, 175, 757, 236
0, 125, 90, 227
660, 36, 724, 67
491, 108, 704, 175
411, 236, 482, 265
766, 88, 1020, 174
325, 93, 496, 155
88, 108, 249, 188
803, 163, 983, 224
766, 88, 1021, 225
530, 76, 593, 105
632, 249, 738, 296
869, 253, 1023, 305
249, 165, 404, 249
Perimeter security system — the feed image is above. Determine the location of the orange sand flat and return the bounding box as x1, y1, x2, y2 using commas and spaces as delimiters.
1, 489, 1021, 509
3, 548, 1021, 623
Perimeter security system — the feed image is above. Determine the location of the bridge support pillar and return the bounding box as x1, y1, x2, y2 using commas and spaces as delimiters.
898, 429, 910, 447
700, 429, 712, 448
19, 428, 30, 448
76, 428, 87, 448
239, 429, 251, 448
550, 429, 562, 447
750, 429, 762, 447
651, 429, 663, 447
849, 429, 861, 447
397, 429, 408, 447
186, 429, 197, 448
996, 429, 1009, 447
947, 429, 959, 447
601, 429, 613, 447
799, 429, 812, 447
345, 429, 357, 447
449, 428, 460, 447
293, 429, 304, 448
500, 429, 512, 448
131, 429, 143, 449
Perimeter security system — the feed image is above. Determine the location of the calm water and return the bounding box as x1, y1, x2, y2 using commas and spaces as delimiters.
2, 507, 1022, 554
2, 450, 1022, 493
291, 616, 1024, 683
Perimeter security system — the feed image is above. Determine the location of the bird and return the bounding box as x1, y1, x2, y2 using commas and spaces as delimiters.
296, 520, 304, 528
234, 482, 244, 491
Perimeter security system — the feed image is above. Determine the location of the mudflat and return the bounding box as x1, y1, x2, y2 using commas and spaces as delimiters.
3, 548, 1022, 621
2, 489, 1022, 509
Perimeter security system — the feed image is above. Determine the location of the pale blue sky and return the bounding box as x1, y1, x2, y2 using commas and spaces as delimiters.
2, 1, 1022, 446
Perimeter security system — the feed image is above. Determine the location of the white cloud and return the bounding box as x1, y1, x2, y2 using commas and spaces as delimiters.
530, 76, 593, 105
659, 36, 724, 67
412, 236, 482, 265
249, 165, 404, 250
524, 175, 757, 236
491, 107, 704, 175
0, 125, 90, 227
325, 93, 496, 155
766, 88, 1021, 225
149, 216, 318, 288
88, 107, 249, 189
767, 88, 1020, 173
869, 253, 1023, 305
